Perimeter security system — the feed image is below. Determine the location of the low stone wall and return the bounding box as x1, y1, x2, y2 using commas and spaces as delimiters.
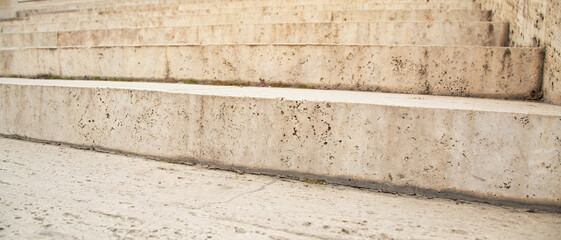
0, 45, 544, 99
476, 0, 561, 104
1, 79, 561, 209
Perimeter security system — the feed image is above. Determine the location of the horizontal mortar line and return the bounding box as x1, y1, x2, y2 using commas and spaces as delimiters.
14, 8, 490, 17
19, 7, 481, 16
2, 10, 492, 26
19, 2, 480, 10
0, 21, 506, 34
0, 21, 498, 32
15, 9, 491, 17
0, 43, 543, 50
18, 7, 483, 15
1, 78, 560, 116
14, 8, 491, 15
15, 0, 478, 5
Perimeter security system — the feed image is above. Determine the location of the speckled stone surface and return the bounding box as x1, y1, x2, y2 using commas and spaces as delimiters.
1, 79, 560, 207
476, 0, 561, 104
0, 9, 492, 33
13, 0, 481, 18
1, 137, 561, 239
0, 44, 543, 99
54, 22, 508, 47
0, 0, 15, 19
0, 21, 508, 47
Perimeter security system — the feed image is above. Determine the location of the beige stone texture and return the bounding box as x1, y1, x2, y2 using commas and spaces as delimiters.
15, 0, 479, 18
0, 9, 492, 33
0, 31, 57, 47
1, 78, 560, 207
0, 8, 489, 26
39, 22, 507, 47
0, 0, 15, 19
0, 45, 543, 99
476, 0, 561, 104
1, 137, 561, 239
544, 1, 561, 105
12, 8, 491, 24
0, 48, 60, 76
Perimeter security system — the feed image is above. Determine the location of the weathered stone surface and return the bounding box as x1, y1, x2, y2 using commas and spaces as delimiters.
476, 0, 561, 104
0, 45, 543, 99
0, 9, 492, 33
0, 21, 508, 47
52, 22, 507, 47
2, 137, 561, 239
1, 79, 560, 207
19, 9, 490, 24
0, 0, 15, 19
15, 0, 480, 18
543, 1, 561, 105
0, 31, 57, 48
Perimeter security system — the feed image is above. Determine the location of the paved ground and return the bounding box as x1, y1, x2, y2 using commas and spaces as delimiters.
0, 137, 560, 239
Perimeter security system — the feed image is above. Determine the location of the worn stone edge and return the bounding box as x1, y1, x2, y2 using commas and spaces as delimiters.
2, 134, 560, 214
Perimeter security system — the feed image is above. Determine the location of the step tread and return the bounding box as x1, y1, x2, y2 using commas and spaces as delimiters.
0, 44, 542, 99
2, 78, 559, 116
1, 78, 560, 208
0, 10, 493, 32
17, 1, 481, 15
2, 137, 559, 239
1, 21, 509, 47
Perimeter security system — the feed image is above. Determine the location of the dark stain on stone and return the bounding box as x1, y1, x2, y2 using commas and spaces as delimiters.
501, 49, 511, 72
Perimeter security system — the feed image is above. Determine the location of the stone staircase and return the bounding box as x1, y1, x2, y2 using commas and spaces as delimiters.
0, 0, 560, 212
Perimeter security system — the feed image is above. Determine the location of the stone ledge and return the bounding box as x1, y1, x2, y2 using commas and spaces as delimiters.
0, 44, 544, 99
1, 78, 560, 209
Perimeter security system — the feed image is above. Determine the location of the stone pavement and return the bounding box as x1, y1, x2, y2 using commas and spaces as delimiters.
0, 137, 560, 239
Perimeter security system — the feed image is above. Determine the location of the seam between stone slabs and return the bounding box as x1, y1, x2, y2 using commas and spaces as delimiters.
0, 43, 546, 50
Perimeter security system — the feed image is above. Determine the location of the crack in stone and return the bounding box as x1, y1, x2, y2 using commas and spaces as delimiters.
197, 179, 278, 210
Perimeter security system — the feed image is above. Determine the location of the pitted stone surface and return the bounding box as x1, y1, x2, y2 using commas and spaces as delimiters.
0, 10, 492, 33
14, 0, 481, 18
52, 22, 508, 47
0, 44, 543, 99
1, 137, 561, 239
1, 79, 560, 206
476, 0, 561, 104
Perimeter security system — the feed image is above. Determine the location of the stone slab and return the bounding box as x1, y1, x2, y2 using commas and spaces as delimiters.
476, 0, 561, 105
0, 44, 543, 99
0, 0, 16, 19
1, 78, 560, 207
1, 136, 560, 239
0, 9, 493, 33
0, 21, 508, 47
16, 0, 480, 17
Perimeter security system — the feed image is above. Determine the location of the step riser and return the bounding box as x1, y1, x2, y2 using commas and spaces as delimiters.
1, 80, 559, 207
18, 0, 477, 12
0, 45, 542, 99
13, 10, 491, 24
0, 10, 493, 33
18, 2, 480, 18
0, 22, 509, 47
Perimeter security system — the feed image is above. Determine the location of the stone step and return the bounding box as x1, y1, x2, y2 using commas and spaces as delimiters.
0, 9, 493, 33
16, 0, 476, 10
1, 78, 560, 209
0, 44, 542, 99
0, 22, 509, 48
4, 136, 561, 238
17, 0, 480, 17
18, 5, 490, 24
3, 136, 561, 239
